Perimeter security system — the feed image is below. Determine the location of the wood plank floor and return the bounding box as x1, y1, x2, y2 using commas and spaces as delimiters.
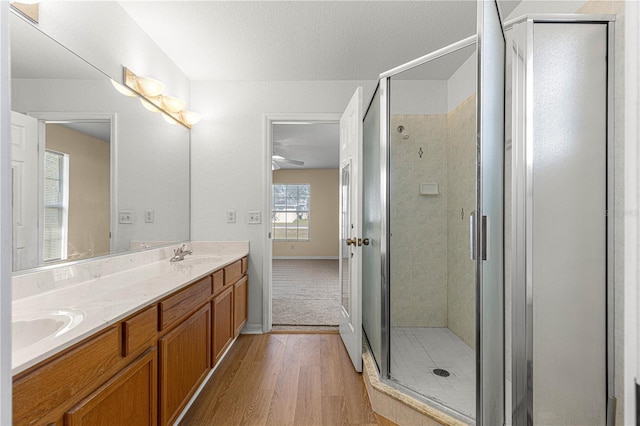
180, 333, 379, 426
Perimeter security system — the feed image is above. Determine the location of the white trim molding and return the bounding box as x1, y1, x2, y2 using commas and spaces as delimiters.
625, 1, 640, 425
263, 113, 341, 334
0, 3, 12, 424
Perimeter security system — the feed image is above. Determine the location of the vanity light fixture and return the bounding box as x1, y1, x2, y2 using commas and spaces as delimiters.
180, 110, 202, 126
162, 96, 186, 113
131, 75, 165, 98
117, 67, 201, 128
111, 80, 137, 97
140, 97, 162, 113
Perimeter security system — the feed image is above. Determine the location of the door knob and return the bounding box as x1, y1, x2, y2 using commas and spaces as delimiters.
362, 238, 370, 246
346, 238, 357, 246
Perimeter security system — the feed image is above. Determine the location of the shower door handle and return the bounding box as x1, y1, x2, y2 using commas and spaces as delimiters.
470, 212, 488, 261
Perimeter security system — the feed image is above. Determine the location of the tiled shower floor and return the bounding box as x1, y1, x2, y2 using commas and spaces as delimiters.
390, 327, 476, 419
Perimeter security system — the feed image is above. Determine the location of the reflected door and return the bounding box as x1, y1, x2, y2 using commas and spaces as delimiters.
11, 111, 40, 270
339, 87, 363, 372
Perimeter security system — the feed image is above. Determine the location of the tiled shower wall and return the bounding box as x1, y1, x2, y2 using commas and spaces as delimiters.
390, 114, 449, 327
390, 94, 477, 348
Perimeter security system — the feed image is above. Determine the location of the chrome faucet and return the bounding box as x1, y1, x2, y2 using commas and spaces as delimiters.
170, 243, 193, 262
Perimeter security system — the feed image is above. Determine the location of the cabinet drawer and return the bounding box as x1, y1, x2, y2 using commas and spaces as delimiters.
159, 276, 212, 331
224, 260, 242, 285
122, 305, 158, 357
13, 326, 122, 425
212, 269, 224, 295
241, 257, 248, 274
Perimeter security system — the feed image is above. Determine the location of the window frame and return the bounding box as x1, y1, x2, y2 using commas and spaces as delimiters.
43, 149, 69, 263
271, 183, 310, 241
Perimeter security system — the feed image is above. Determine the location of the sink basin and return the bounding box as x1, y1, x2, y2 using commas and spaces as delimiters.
12, 309, 85, 352
173, 255, 222, 266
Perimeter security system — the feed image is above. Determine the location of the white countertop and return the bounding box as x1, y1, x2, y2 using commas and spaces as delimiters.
12, 242, 249, 375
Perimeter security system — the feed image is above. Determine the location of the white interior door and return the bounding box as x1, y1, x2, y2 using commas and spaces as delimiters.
339, 87, 363, 372
10, 111, 40, 271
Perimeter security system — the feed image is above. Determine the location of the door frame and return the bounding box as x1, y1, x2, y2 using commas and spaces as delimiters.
27, 112, 117, 255
262, 113, 341, 333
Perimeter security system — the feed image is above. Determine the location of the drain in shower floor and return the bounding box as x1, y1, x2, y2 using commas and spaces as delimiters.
433, 368, 450, 377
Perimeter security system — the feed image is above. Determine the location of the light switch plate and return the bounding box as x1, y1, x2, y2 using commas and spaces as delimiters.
227, 210, 236, 223
248, 211, 262, 224
119, 210, 133, 224
145, 210, 155, 223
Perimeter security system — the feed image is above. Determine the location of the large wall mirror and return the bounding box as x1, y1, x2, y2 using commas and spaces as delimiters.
10, 11, 190, 273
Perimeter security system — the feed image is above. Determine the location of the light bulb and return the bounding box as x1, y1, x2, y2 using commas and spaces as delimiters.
111, 80, 137, 97
134, 75, 165, 97
162, 112, 179, 125
180, 110, 202, 126
140, 97, 161, 112
162, 96, 186, 113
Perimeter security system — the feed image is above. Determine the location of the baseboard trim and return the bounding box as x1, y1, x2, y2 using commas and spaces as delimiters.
241, 323, 264, 334
272, 256, 339, 260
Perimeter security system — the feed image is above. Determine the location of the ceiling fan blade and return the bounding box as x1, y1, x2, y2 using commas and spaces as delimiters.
272, 155, 304, 167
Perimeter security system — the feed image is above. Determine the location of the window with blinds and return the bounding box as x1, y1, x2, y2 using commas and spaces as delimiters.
43, 150, 68, 262
271, 184, 310, 241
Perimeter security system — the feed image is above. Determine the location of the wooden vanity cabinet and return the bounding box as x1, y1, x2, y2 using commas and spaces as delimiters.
159, 303, 211, 425
65, 348, 157, 426
212, 286, 234, 365
13, 255, 247, 426
233, 275, 248, 337
12, 326, 123, 426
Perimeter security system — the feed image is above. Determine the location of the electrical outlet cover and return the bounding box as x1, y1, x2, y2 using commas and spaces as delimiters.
248, 211, 262, 224
119, 210, 133, 224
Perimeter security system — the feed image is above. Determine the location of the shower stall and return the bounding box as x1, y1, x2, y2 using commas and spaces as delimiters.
360, 5, 615, 425
362, 1, 504, 420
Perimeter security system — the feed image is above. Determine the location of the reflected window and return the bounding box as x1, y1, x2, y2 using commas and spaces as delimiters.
271, 184, 310, 241
43, 150, 68, 262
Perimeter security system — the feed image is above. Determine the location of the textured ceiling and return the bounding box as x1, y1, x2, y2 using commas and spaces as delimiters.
119, 1, 478, 81
273, 123, 339, 169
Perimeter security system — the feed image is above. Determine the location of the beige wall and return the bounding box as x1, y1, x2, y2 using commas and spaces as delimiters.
46, 124, 110, 261
272, 169, 339, 257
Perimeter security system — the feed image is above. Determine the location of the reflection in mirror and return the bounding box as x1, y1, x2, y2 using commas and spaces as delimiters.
10, 11, 190, 272
340, 164, 350, 316
388, 41, 477, 420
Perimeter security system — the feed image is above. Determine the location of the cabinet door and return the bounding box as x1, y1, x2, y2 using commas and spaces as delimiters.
159, 304, 211, 426
65, 348, 157, 426
233, 276, 248, 337
212, 286, 234, 365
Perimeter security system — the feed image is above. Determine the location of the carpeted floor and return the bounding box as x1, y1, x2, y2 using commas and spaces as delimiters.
272, 259, 340, 326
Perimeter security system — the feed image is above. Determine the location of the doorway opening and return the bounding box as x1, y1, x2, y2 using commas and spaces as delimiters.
10, 112, 114, 272
264, 115, 341, 332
